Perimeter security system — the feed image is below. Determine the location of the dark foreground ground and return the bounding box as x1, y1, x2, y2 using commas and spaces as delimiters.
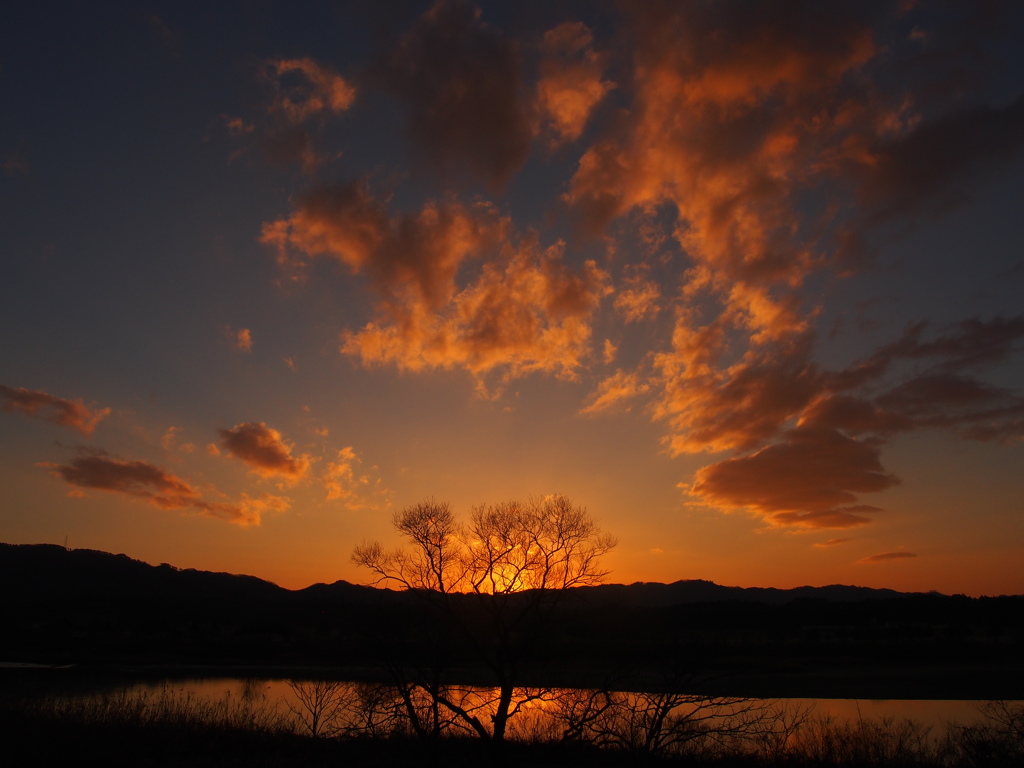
3, 667, 1023, 768
3, 706, 1023, 768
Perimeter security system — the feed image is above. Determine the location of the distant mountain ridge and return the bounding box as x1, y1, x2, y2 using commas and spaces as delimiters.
1, 542, 929, 606
4, 542, 1022, 690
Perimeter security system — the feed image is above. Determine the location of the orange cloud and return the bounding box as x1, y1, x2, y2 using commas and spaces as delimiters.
1, 385, 110, 437
536, 22, 613, 144
341, 243, 610, 389
262, 181, 507, 308
602, 339, 617, 364
687, 425, 899, 529
161, 426, 183, 451
265, 57, 355, 124
380, 0, 532, 188
564, 2, 879, 311
43, 453, 269, 526
218, 422, 311, 481
556, 4, 1024, 505
613, 274, 661, 324
860, 550, 917, 564
223, 325, 253, 352
579, 370, 649, 415
815, 538, 850, 547
234, 56, 357, 172
265, 182, 610, 388
322, 447, 390, 510
664, 314, 1024, 529
654, 333, 823, 454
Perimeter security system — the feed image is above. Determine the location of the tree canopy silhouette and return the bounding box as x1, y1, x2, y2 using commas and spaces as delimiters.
352, 495, 616, 742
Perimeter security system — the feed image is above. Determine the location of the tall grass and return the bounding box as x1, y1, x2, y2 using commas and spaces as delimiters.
3, 682, 1022, 767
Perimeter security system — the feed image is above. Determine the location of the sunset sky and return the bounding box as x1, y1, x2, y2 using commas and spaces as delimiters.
2, 1, 1023, 596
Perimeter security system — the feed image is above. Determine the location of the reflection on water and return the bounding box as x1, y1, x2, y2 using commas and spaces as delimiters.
116, 677, 1010, 734
20, 675, 1020, 761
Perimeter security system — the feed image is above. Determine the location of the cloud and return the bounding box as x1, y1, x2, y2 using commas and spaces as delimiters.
265, 57, 356, 124
565, 1, 882, 299
223, 325, 253, 352
613, 274, 661, 324
341, 242, 610, 389
262, 181, 507, 308
236, 328, 253, 352
672, 313, 1024, 528
379, 0, 533, 188
815, 538, 850, 547
218, 422, 311, 481
687, 425, 899, 529
855, 316, 1024, 378
860, 550, 917, 564
579, 370, 649, 415
322, 447, 389, 510
602, 339, 617, 364
245, 3, 1024, 536
42, 452, 272, 526
1, 385, 110, 436
160, 426, 189, 451
222, 115, 254, 136
264, 181, 610, 388
654, 333, 824, 454
555, 2, 1024, 531
232, 56, 357, 172
856, 94, 1024, 221
536, 22, 613, 145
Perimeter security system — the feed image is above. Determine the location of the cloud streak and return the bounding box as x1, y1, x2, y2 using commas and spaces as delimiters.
860, 550, 917, 564
43, 452, 278, 526
1, 385, 110, 436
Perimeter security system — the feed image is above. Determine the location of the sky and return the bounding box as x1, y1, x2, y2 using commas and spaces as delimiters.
2, 0, 1023, 596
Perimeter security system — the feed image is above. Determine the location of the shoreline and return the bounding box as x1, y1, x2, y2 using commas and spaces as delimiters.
5, 660, 1022, 701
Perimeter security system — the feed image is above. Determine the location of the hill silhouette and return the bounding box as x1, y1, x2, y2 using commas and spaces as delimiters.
0, 542, 929, 607
2, 542, 1022, 698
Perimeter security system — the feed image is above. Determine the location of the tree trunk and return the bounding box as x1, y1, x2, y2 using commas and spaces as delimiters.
491, 683, 514, 743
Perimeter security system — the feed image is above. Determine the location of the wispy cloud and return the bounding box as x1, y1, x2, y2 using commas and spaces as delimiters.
322, 446, 390, 510
265, 57, 356, 124
236, 328, 252, 352
815, 538, 850, 548
42, 451, 278, 526
860, 550, 918, 564
1, 385, 110, 437
580, 370, 650, 415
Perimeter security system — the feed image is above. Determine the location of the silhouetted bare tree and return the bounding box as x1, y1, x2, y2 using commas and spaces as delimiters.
285, 679, 354, 738
352, 495, 616, 743
551, 673, 803, 759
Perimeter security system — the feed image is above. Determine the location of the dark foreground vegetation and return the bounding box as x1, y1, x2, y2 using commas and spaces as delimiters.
1, 681, 1022, 768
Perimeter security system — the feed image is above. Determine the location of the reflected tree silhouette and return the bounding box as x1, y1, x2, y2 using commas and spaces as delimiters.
286, 679, 355, 739
551, 672, 809, 758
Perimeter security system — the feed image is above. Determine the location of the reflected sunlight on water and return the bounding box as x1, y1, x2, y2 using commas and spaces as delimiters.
112, 677, 1013, 734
